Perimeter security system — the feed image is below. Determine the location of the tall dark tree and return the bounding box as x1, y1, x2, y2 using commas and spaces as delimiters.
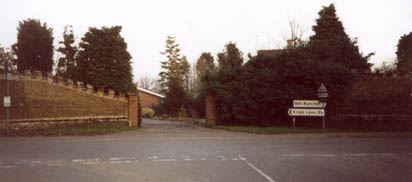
217, 42, 243, 74
181, 56, 191, 91
159, 36, 183, 93
396, 32, 412, 72
195, 52, 215, 77
76, 26, 135, 93
56, 25, 77, 79
12, 19, 54, 74
206, 42, 244, 123
309, 4, 372, 72
157, 36, 186, 115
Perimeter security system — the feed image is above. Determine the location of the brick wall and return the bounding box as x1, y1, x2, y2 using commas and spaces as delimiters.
0, 71, 128, 123
138, 90, 162, 108
205, 94, 216, 126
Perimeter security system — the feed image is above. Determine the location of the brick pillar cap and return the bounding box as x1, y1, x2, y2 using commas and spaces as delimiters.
127, 92, 139, 96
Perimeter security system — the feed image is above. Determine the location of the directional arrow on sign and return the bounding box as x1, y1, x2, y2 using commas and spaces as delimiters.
288, 108, 325, 117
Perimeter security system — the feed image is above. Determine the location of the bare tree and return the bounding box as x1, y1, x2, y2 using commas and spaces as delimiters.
151, 78, 163, 94
137, 75, 155, 90
0, 45, 15, 71
288, 18, 304, 45
278, 18, 305, 49
373, 59, 396, 73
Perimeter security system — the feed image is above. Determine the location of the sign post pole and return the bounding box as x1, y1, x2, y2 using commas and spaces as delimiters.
293, 117, 295, 128
317, 83, 328, 129
322, 112, 325, 129
4, 60, 10, 133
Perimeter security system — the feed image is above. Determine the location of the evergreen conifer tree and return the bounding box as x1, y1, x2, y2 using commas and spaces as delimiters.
309, 4, 371, 72
158, 36, 187, 116
12, 19, 54, 74
76, 26, 135, 93
56, 25, 77, 79
396, 32, 412, 72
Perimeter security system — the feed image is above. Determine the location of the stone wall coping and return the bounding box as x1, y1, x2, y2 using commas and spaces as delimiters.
0, 70, 128, 102
2, 115, 127, 123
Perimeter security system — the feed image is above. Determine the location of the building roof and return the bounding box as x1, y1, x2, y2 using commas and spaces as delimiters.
137, 87, 165, 98
257, 49, 284, 57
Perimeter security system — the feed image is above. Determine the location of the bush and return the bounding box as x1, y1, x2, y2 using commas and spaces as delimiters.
142, 107, 155, 118
177, 107, 188, 118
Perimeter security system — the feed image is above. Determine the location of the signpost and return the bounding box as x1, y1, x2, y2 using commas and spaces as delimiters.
317, 83, 327, 129
317, 93, 328, 98
3, 96, 10, 107
6, 73, 12, 81
293, 100, 326, 108
288, 83, 328, 129
288, 108, 325, 116
4, 60, 11, 133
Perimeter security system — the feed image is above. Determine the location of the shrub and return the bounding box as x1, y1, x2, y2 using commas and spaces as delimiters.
142, 107, 155, 118
177, 107, 188, 118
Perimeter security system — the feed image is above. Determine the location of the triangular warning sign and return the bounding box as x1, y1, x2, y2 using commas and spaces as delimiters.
318, 83, 327, 93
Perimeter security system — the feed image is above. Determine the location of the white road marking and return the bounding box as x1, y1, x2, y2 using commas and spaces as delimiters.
30, 161, 41, 166
148, 156, 159, 160
282, 154, 304, 157
110, 160, 132, 164
184, 158, 193, 161
200, 158, 206, 161
83, 161, 100, 165
243, 159, 276, 182
344, 153, 367, 156
0, 165, 16, 169
218, 155, 227, 160
153, 159, 176, 162
312, 154, 336, 157
110, 157, 135, 161
72, 158, 100, 163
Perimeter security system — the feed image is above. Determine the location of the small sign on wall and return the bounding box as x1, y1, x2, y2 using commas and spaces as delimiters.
6, 73, 12, 81
3, 96, 10, 107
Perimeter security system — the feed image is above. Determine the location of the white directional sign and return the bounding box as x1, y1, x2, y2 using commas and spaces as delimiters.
293, 100, 326, 108
288, 108, 324, 117
3, 96, 11, 107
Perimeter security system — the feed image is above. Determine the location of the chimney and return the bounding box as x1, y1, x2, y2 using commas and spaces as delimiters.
287, 40, 293, 48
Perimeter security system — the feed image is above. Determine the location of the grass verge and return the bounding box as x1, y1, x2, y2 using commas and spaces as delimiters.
213, 125, 340, 134
0, 122, 138, 137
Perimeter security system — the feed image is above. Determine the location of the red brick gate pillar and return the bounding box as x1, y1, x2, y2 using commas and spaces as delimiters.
128, 94, 139, 127
205, 93, 216, 126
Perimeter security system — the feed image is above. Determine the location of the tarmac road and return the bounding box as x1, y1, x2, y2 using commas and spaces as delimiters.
0, 119, 411, 182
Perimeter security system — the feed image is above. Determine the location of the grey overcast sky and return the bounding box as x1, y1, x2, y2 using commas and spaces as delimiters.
1, 0, 411, 81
